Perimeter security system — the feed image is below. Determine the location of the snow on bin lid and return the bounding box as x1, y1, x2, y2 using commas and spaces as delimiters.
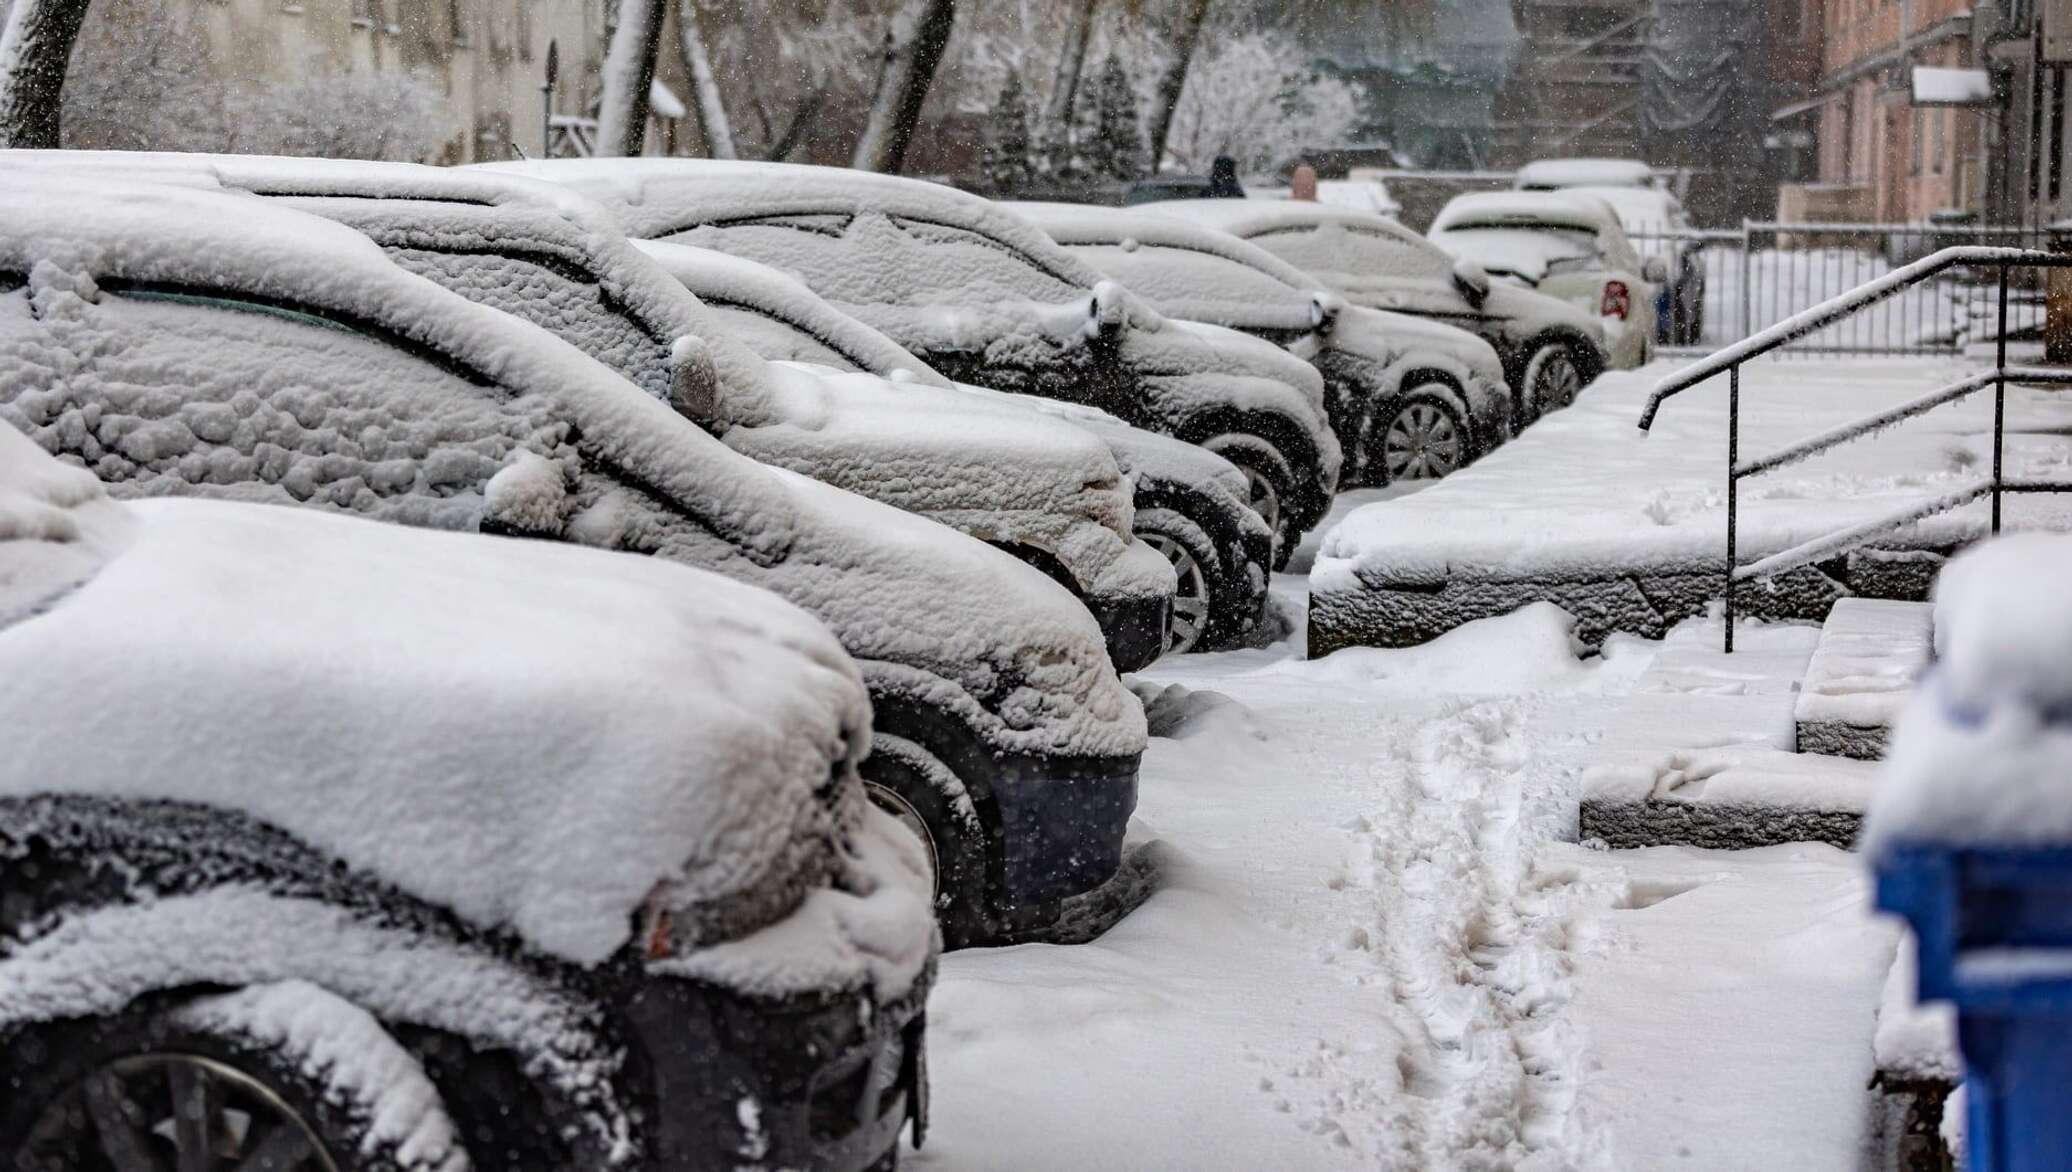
1862, 533, 2072, 854
0, 423, 877, 968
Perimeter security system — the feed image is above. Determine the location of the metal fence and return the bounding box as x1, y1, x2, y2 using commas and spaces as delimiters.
1627, 221, 2057, 359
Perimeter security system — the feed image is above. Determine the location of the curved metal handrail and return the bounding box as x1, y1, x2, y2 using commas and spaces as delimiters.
1638, 245, 2067, 431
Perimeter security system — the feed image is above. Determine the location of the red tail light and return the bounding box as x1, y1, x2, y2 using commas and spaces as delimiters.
1601, 281, 1631, 321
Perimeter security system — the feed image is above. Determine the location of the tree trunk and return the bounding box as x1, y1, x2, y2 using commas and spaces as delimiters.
851, 0, 957, 174
1042, 0, 1097, 131
0, 0, 92, 148
676, 0, 736, 159
1145, 0, 1211, 174
596, 0, 668, 158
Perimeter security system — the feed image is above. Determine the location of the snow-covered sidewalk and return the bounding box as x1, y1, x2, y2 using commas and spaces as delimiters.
916, 489, 1904, 1168
1311, 355, 2072, 651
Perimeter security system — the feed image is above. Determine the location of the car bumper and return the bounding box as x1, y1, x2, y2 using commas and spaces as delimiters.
1087, 588, 1170, 671
990, 741, 1141, 905
622, 965, 934, 1171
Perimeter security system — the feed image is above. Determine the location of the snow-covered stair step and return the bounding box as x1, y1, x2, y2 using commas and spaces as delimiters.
1793, 598, 1934, 760
1580, 747, 1875, 850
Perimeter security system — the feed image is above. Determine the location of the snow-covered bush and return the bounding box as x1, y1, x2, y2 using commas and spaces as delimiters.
1162, 31, 1362, 174
37, 0, 444, 160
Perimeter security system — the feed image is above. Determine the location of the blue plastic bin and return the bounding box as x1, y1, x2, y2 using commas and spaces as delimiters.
1878, 843, 2072, 1172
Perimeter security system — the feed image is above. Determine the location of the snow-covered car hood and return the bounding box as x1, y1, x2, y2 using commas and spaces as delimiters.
1324, 305, 1507, 390
0, 423, 904, 973
0, 173, 1147, 765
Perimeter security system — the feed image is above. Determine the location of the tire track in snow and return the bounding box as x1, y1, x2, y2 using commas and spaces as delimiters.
1296, 699, 1617, 1170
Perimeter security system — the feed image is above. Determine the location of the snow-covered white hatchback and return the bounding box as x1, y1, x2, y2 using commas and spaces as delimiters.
1009, 201, 1513, 486
480, 158, 1344, 567
0, 422, 934, 1170
633, 238, 1277, 654
1154, 199, 1611, 426
0, 172, 1147, 951
0, 150, 1175, 674
1428, 191, 1660, 371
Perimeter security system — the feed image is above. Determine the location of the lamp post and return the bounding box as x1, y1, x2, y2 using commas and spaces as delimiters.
541, 39, 558, 159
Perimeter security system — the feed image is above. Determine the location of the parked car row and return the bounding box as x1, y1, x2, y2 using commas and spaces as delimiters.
0, 151, 1630, 1170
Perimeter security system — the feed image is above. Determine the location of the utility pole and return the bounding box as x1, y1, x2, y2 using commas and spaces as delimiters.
541, 39, 558, 160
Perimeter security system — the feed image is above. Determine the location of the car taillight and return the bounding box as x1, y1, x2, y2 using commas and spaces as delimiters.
1601, 281, 1631, 321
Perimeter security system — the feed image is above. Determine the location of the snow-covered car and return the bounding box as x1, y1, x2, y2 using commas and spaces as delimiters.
0, 149, 1175, 674
1154, 199, 1610, 425
1428, 192, 1661, 370
1009, 200, 1512, 485
0, 421, 934, 1170
634, 238, 1277, 654
0, 172, 1148, 951
1562, 184, 1709, 346
478, 158, 1344, 568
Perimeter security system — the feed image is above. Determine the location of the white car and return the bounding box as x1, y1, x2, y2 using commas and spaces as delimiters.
0, 149, 1176, 674
1009, 200, 1513, 485
1563, 184, 1709, 346
0, 171, 1148, 951
1514, 157, 1660, 192
0, 421, 934, 1170
1428, 191, 1661, 370
480, 157, 1345, 568
633, 238, 1278, 655
1155, 198, 1611, 425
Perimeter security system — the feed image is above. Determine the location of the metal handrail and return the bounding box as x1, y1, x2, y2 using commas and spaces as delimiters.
1632, 245, 2072, 651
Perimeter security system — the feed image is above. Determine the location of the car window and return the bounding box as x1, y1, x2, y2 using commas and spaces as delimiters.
1074, 243, 1310, 319
700, 301, 865, 371
666, 211, 1086, 310
1250, 220, 1454, 282
0, 282, 566, 532
383, 246, 673, 401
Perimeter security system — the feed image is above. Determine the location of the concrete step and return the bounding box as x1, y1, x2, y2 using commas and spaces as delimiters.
1581, 746, 1874, 850
1793, 598, 1934, 760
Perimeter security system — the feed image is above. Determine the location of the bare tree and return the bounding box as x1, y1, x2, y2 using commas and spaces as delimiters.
0, 0, 91, 148
1144, 0, 1211, 173
1042, 0, 1098, 132
677, 0, 737, 159
596, 0, 669, 157
852, 0, 957, 173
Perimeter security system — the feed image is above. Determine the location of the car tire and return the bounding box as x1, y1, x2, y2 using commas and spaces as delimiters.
862, 734, 994, 951
1520, 342, 1586, 424
1367, 387, 1469, 485
1199, 434, 1297, 571
1, 990, 466, 1172
1133, 507, 1225, 654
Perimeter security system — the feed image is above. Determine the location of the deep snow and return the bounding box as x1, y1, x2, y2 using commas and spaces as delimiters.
916, 495, 1899, 1169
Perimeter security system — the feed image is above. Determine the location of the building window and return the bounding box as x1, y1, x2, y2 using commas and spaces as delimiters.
1932, 108, 1946, 176
1913, 108, 1924, 176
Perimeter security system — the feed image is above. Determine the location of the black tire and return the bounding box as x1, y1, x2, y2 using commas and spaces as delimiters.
1, 991, 463, 1172
1198, 435, 1299, 570
862, 734, 995, 951
1520, 342, 1587, 424
1366, 387, 1469, 485
1133, 506, 1227, 654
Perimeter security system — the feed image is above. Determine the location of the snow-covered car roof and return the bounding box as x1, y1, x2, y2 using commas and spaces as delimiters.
1252, 178, 1403, 219
1430, 191, 1622, 237
0, 150, 784, 426
0, 172, 1146, 765
0, 422, 895, 970
1005, 201, 1324, 297
1514, 158, 1657, 191
634, 239, 956, 390
477, 157, 1119, 293
1559, 184, 1690, 237
1145, 197, 1403, 242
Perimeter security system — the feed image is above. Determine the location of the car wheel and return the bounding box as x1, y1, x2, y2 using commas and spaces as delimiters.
1133, 510, 1218, 654
862, 737, 993, 950
1199, 436, 1295, 570
1371, 391, 1467, 483
1524, 344, 1585, 421
2, 994, 459, 1172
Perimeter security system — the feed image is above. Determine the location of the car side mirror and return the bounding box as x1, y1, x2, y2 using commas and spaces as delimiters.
669, 335, 721, 429
1089, 280, 1128, 340
1642, 256, 1669, 284
1309, 291, 1344, 335
1451, 258, 1491, 308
